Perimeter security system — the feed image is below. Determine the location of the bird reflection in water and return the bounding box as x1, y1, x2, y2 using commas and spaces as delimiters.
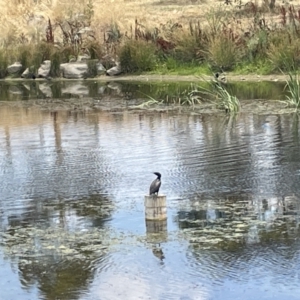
152, 243, 165, 262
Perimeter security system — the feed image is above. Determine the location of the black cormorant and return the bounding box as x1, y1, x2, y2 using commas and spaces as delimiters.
149, 172, 161, 195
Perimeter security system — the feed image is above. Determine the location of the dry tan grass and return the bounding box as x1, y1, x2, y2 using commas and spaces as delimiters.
0, 0, 298, 46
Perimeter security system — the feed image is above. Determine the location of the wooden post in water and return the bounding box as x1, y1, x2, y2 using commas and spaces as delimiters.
144, 195, 167, 221
145, 195, 167, 244
145, 219, 167, 233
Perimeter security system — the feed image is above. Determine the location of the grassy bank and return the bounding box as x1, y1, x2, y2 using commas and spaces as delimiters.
1, 1, 300, 77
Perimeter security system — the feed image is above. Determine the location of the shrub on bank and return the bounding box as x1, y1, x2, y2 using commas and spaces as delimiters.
207, 33, 242, 71
118, 40, 157, 73
12, 43, 58, 75
171, 30, 204, 63
268, 31, 300, 72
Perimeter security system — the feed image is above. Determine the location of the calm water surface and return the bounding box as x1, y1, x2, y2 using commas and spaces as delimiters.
0, 83, 300, 300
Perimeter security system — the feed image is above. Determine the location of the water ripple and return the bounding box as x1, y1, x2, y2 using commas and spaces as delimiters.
1, 107, 300, 299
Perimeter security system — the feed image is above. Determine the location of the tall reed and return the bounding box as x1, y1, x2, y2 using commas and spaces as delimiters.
285, 73, 300, 109
187, 78, 240, 113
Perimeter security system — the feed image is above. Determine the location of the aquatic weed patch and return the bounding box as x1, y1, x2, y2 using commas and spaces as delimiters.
177, 197, 300, 250
0, 226, 112, 259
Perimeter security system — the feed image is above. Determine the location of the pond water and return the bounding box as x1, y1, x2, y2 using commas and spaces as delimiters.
0, 79, 287, 101
0, 80, 300, 300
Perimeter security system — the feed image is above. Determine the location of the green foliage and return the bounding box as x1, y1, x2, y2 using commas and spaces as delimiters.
10, 43, 73, 77
137, 85, 203, 108
136, 95, 160, 108
60, 46, 76, 63
235, 59, 273, 75
154, 56, 183, 72
33, 43, 54, 70
213, 82, 240, 112
150, 56, 209, 75
106, 22, 122, 44
205, 6, 231, 37
179, 86, 203, 107
6, 6, 300, 78
87, 59, 98, 77
160, 56, 179, 71
86, 41, 104, 59
119, 40, 157, 73
13, 43, 55, 74
268, 35, 300, 72
0, 49, 8, 78
139, 79, 239, 111
16, 45, 34, 73
172, 33, 203, 63
36, 43, 53, 60
245, 29, 269, 61
285, 73, 300, 109
104, 22, 123, 56
189, 79, 240, 113
50, 51, 62, 77
207, 34, 241, 71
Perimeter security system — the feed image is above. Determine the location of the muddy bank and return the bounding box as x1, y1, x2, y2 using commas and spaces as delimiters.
92, 74, 289, 83
0, 96, 296, 116
1, 74, 289, 83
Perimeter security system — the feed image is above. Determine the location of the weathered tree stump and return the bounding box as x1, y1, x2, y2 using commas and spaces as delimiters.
144, 195, 167, 221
